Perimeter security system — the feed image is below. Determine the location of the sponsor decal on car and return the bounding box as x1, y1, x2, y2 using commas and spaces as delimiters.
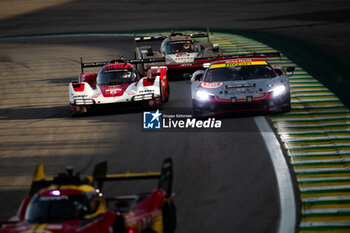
73, 95, 88, 98
226, 83, 255, 88
91, 94, 100, 98
106, 88, 122, 95
139, 90, 154, 93
200, 82, 224, 89
210, 61, 268, 69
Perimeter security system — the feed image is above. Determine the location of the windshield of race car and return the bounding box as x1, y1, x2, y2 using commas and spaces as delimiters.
97, 70, 137, 85
203, 65, 276, 82
164, 41, 198, 54
25, 194, 88, 223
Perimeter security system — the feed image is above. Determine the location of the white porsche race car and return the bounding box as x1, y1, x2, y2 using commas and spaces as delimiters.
69, 59, 169, 114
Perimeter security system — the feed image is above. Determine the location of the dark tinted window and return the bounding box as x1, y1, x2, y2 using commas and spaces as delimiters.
25, 194, 88, 223
203, 65, 276, 82
162, 41, 198, 54
97, 70, 137, 85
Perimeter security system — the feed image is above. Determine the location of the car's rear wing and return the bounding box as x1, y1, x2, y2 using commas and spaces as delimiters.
170, 27, 211, 42
194, 51, 281, 63
134, 28, 211, 44
29, 158, 173, 197
93, 158, 173, 197
80, 57, 165, 74
134, 35, 167, 42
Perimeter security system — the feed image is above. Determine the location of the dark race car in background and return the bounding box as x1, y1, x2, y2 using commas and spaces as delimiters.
134, 29, 223, 75
69, 58, 169, 115
188, 58, 294, 117
0, 159, 176, 233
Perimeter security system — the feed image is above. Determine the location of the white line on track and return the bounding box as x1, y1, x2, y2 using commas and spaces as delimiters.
302, 195, 350, 202
299, 185, 350, 192
292, 158, 350, 165
282, 136, 330, 141
276, 122, 349, 127
272, 116, 348, 121
298, 177, 350, 182
302, 208, 350, 214
278, 130, 350, 135
294, 167, 350, 173
289, 151, 346, 156
290, 93, 334, 97
286, 144, 350, 149
300, 221, 350, 227
254, 116, 296, 233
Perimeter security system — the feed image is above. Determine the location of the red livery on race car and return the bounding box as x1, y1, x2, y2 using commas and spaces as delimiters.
0, 159, 176, 233
69, 58, 169, 114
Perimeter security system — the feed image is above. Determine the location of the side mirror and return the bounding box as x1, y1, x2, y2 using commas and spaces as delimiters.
194, 74, 204, 81
183, 73, 192, 80
286, 67, 295, 72
212, 43, 219, 51
286, 67, 295, 77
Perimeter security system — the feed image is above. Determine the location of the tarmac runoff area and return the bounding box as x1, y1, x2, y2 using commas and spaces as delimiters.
1, 30, 348, 232
0, 1, 349, 233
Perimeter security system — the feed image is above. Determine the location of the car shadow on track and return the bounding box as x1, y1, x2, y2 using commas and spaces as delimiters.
0, 105, 160, 121
45, 76, 76, 84
0, 105, 71, 120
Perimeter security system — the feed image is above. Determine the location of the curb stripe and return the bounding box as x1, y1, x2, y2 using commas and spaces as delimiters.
211, 32, 350, 233
254, 116, 296, 233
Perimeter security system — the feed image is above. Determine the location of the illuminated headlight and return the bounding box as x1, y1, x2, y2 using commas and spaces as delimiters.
133, 96, 143, 101
271, 85, 286, 97
74, 99, 94, 105
196, 90, 211, 101
133, 94, 154, 101
143, 94, 153, 100
203, 63, 211, 68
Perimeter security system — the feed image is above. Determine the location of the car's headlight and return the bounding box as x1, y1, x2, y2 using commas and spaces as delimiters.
271, 85, 286, 97
196, 90, 211, 101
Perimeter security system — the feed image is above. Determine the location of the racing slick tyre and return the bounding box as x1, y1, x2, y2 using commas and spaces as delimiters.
70, 105, 87, 117
192, 101, 203, 118
113, 215, 126, 233
162, 200, 176, 233
160, 79, 166, 103
164, 81, 170, 102
160, 79, 169, 103
282, 102, 291, 113
282, 93, 291, 113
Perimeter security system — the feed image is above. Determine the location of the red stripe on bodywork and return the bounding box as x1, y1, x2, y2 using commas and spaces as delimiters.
103, 63, 134, 71
143, 78, 155, 86
73, 83, 85, 92
79, 73, 97, 88
99, 83, 132, 97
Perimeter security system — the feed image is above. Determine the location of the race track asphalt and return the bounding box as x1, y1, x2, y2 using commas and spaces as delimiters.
0, 36, 280, 233
1, 0, 348, 232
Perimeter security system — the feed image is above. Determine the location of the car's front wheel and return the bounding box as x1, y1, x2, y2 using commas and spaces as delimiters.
162, 200, 176, 233
282, 93, 291, 112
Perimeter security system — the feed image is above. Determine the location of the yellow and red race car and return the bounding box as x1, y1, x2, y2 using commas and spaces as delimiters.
0, 159, 176, 233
